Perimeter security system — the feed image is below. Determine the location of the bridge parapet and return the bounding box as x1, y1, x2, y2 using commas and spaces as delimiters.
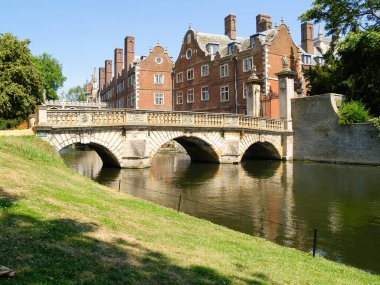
44, 100, 107, 110
35, 107, 286, 132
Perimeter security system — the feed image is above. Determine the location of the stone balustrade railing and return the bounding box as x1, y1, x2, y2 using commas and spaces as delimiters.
35, 108, 287, 131
44, 100, 107, 109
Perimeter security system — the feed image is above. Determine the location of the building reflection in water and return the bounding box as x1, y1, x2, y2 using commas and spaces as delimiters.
60, 147, 380, 274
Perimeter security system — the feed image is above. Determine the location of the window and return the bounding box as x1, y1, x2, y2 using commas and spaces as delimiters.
206, 43, 220, 54
176, 72, 183, 83
154, 74, 164, 84
187, 69, 194, 80
187, 33, 192, 44
220, 64, 229, 78
249, 34, 259, 48
154, 93, 164, 105
201, 86, 209, 101
302, 54, 312, 65
227, 43, 235, 55
220, 86, 229, 102
186, 48, 192, 59
176, 92, 183, 104
243, 57, 253, 72
155, 56, 163, 64
201, 64, 209, 77
315, 56, 324, 65
187, 89, 194, 103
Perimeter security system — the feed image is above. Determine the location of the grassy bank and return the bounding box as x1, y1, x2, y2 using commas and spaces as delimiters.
0, 136, 378, 285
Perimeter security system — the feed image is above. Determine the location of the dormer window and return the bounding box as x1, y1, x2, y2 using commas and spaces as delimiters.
302, 54, 312, 65
249, 33, 262, 48
206, 43, 220, 54
227, 42, 236, 55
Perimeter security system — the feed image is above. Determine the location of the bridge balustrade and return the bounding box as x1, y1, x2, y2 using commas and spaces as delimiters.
36, 107, 287, 132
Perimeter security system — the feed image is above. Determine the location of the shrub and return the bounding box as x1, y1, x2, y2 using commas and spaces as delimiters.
338, 101, 370, 125
0, 117, 26, 130
369, 117, 380, 137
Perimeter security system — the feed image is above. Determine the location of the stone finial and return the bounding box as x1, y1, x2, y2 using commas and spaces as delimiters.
281, 55, 290, 70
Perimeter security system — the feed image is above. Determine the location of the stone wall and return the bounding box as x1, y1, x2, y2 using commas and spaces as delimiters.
292, 93, 380, 165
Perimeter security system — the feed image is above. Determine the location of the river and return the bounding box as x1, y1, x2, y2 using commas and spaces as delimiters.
61, 148, 380, 274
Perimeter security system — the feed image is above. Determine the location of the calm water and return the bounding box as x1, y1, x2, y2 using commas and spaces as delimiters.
61, 148, 380, 274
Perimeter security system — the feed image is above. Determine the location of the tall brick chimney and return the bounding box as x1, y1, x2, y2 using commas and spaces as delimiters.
105, 60, 112, 86
114, 48, 123, 77
99, 67, 105, 89
256, 14, 272, 33
301, 22, 314, 54
224, 14, 236, 40
124, 36, 135, 71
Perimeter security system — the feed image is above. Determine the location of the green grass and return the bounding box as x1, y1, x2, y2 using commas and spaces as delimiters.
0, 136, 379, 284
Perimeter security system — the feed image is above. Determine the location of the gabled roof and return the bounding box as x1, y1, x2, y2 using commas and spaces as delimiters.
192, 27, 280, 58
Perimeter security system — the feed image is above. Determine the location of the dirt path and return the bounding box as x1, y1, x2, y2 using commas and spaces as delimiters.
0, 129, 34, 136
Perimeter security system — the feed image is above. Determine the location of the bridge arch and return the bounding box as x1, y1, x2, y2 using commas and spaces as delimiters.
240, 133, 282, 161
49, 130, 124, 168
148, 130, 221, 163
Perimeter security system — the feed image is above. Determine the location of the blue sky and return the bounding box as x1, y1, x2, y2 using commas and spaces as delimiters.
1, 0, 315, 94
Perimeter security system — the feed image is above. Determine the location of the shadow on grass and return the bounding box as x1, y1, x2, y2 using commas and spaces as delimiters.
0, 188, 278, 285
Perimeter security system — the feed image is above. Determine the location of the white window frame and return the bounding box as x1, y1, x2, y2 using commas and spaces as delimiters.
176, 72, 183, 83
220, 85, 229, 102
154, 93, 164, 105
201, 86, 209, 101
201, 64, 209, 77
176, 92, 183, 104
187, 89, 194, 103
187, 69, 194, 80
243, 57, 253, 72
220, 64, 229, 78
154, 74, 164, 84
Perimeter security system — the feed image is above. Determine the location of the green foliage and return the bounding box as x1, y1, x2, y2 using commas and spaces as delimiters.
369, 117, 380, 137
338, 101, 370, 125
299, 0, 380, 47
33, 53, 66, 100
304, 29, 380, 116
0, 117, 25, 130
0, 33, 44, 119
66, 85, 86, 102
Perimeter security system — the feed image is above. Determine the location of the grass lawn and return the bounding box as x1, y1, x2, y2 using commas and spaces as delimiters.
0, 136, 379, 285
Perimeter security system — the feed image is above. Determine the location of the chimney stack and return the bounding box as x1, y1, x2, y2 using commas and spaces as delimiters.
114, 48, 123, 77
224, 14, 236, 40
124, 36, 135, 71
105, 60, 112, 87
256, 14, 272, 33
99, 67, 105, 90
301, 22, 314, 54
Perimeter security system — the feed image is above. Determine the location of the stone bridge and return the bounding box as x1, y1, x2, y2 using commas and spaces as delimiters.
33, 104, 293, 168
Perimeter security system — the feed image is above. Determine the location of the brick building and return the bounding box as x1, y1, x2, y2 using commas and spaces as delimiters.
99, 37, 173, 111
173, 14, 328, 118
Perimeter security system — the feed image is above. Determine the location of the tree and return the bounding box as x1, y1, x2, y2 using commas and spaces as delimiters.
66, 85, 86, 102
300, 0, 380, 115
0, 33, 44, 119
33, 53, 66, 101
300, 0, 380, 47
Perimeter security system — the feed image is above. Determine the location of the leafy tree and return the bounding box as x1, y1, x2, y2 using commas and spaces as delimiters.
0, 33, 44, 119
300, 0, 379, 47
300, 0, 380, 115
33, 53, 66, 101
338, 101, 370, 125
66, 85, 86, 102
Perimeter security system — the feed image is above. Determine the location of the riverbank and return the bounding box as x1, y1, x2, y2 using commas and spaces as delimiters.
0, 136, 378, 284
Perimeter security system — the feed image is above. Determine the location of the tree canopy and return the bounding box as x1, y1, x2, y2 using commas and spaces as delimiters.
0, 33, 44, 119
33, 53, 66, 101
300, 0, 380, 46
66, 85, 86, 102
300, 0, 380, 116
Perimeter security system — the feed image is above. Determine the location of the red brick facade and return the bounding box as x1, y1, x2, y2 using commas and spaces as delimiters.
173, 14, 303, 119
99, 37, 173, 111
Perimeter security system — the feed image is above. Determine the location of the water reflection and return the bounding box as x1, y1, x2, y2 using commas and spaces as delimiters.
61, 148, 380, 274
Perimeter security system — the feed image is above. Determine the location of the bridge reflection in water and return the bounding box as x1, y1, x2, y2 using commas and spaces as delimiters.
61, 148, 380, 274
